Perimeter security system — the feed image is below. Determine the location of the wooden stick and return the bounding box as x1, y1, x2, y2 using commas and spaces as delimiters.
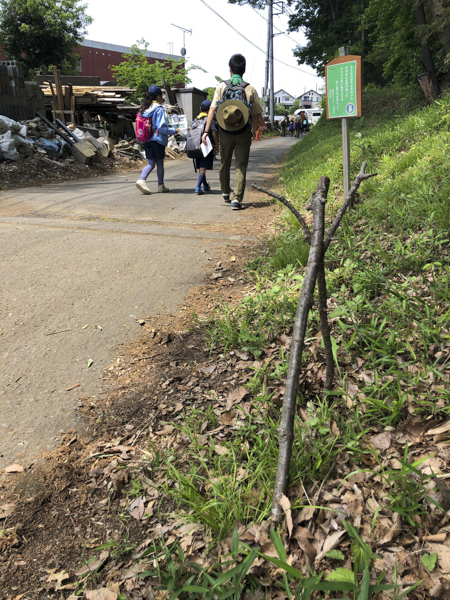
317, 256, 334, 390
251, 184, 311, 242
271, 176, 329, 523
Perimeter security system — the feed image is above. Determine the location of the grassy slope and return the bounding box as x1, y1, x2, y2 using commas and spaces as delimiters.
119, 86, 450, 597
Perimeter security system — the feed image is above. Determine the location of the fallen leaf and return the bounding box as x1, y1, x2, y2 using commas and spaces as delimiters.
371, 431, 392, 450
426, 543, 450, 573
75, 557, 105, 577
220, 411, 235, 426
375, 512, 402, 547
214, 445, 229, 456
155, 425, 174, 436
293, 527, 316, 563
4, 463, 24, 473
200, 365, 216, 375
315, 530, 346, 562
297, 505, 316, 523
226, 387, 248, 410
128, 496, 145, 520
0, 503, 16, 519
84, 589, 117, 600
47, 570, 69, 590
87, 359, 94, 368
259, 540, 278, 557
278, 494, 293, 537
426, 421, 450, 436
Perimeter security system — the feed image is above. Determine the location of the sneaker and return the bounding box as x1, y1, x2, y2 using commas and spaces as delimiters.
222, 193, 231, 203
195, 186, 204, 195
158, 184, 169, 193
203, 182, 211, 192
231, 199, 242, 210
136, 179, 151, 195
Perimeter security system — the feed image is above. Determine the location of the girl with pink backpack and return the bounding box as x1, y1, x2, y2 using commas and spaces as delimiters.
135, 85, 179, 195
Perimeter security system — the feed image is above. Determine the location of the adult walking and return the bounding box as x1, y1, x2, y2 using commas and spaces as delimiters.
135, 85, 178, 195
201, 54, 265, 210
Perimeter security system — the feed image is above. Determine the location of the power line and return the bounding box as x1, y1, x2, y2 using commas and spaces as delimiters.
250, 5, 307, 47
198, 0, 319, 77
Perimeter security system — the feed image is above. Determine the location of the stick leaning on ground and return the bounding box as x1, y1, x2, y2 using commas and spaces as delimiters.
252, 162, 377, 522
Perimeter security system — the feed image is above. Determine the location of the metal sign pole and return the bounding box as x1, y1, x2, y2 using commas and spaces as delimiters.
339, 46, 351, 196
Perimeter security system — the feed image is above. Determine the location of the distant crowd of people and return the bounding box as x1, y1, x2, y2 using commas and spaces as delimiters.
280, 112, 309, 138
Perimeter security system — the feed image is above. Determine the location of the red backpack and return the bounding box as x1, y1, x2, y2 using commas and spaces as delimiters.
135, 112, 153, 142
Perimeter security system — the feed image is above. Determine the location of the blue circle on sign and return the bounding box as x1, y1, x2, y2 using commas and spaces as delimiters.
346, 103, 355, 114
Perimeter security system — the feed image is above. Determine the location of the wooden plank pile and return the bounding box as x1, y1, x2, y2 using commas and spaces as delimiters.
40, 66, 138, 123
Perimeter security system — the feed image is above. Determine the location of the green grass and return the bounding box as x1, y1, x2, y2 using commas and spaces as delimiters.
141, 393, 367, 539
190, 84, 450, 537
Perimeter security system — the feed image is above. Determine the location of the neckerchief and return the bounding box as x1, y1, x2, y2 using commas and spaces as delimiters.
230, 74, 243, 85
196, 112, 208, 119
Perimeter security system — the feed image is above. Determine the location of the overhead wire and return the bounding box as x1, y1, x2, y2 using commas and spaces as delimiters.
198, 0, 319, 77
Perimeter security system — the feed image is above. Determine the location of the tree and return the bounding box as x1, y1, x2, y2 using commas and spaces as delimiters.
291, 98, 301, 113
364, 0, 444, 86
111, 40, 204, 104
426, 0, 450, 57
0, 0, 92, 77
274, 102, 288, 116
203, 87, 216, 101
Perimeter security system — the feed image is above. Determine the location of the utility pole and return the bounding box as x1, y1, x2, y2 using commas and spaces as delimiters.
269, 1, 285, 127
264, 9, 270, 116
269, 0, 274, 126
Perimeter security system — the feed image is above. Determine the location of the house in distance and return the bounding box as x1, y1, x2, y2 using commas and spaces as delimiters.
297, 89, 323, 108
274, 89, 295, 110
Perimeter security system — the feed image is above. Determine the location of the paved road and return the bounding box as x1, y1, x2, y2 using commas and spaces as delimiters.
0, 136, 297, 468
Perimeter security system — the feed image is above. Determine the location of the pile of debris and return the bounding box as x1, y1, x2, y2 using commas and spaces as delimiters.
0, 105, 189, 169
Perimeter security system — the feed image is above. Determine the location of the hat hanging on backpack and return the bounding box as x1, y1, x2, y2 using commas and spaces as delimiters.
216, 99, 249, 132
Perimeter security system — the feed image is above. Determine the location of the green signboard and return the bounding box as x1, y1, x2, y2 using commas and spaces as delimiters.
326, 58, 361, 119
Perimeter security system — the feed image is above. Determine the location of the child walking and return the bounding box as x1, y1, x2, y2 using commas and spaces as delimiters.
192, 100, 219, 195
136, 85, 178, 195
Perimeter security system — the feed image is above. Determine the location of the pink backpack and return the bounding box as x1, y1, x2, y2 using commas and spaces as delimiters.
135, 112, 153, 142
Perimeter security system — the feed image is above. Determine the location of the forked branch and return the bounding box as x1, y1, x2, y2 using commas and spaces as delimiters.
251, 184, 311, 243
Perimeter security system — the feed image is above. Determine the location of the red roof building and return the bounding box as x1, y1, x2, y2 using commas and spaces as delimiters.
79, 39, 183, 83
0, 39, 183, 84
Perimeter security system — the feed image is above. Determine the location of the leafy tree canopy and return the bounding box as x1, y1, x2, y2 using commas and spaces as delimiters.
203, 87, 216, 101
111, 39, 204, 104
291, 98, 301, 113
0, 0, 92, 77
228, 0, 450, 88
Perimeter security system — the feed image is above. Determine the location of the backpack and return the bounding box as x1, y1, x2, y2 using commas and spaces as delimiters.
186, 116, 206, 159
216, 80, 252, 132
135, 112, 153, 143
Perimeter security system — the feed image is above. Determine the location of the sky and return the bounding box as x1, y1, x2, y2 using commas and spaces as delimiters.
84, 0, 324, 97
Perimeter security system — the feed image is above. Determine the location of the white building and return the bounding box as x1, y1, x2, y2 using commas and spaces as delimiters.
274, 89, 295, 109
297, 90, 323, 109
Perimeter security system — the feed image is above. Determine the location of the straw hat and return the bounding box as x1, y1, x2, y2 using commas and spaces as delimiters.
216, 99, 249, 132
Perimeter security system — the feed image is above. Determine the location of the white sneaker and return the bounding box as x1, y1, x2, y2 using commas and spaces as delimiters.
136, 179, 151, 195
158, 184, 169, 193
